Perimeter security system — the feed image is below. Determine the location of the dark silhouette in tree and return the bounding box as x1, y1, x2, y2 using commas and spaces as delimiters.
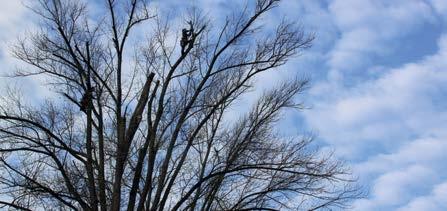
0, 0, 361, 210
79, 87, 95, 112
180, 21, 193, 55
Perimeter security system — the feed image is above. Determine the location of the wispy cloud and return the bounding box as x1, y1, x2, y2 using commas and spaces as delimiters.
300, 1, 447, 210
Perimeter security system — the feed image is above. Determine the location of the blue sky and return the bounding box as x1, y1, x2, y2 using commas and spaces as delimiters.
1, 0, 447, 210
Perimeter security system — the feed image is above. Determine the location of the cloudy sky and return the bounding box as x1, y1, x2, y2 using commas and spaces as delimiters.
1, 0, 446, 210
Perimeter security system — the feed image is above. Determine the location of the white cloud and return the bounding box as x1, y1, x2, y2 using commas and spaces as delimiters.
327, 0, 435, 73
305, 34, 447, 158
355, 137, 447, 175
0, 1, 26, 59
353, 165, 439, 211
303, 4, 447, 209
397, 182, 447, 211
351, 135, 447, 210
429, 0, 447, 21
0, 1, 26, 35
0, 1, 70, 100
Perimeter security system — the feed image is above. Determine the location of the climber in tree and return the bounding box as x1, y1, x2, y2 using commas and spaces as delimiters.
180, 21, 193, 55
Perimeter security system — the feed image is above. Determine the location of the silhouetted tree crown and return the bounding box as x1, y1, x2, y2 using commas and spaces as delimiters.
0, 0, 360, 210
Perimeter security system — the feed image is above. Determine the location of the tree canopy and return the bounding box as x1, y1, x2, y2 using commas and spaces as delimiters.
0, 0, 360, 210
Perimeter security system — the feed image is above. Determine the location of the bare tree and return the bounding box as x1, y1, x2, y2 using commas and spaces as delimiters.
0, 0, 360, 210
